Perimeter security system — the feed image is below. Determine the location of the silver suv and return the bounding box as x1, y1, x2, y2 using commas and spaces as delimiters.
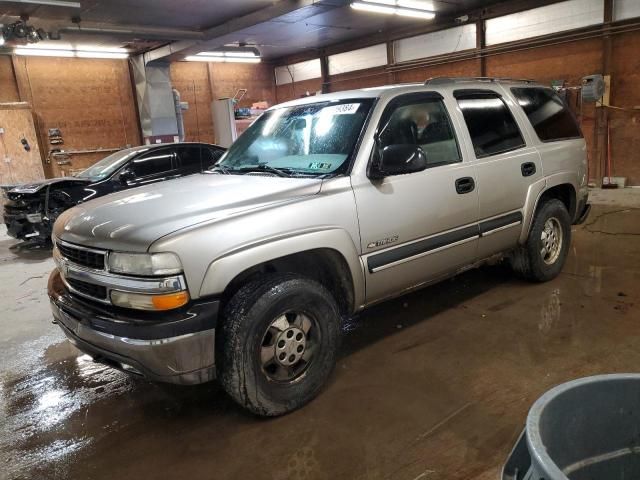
48, 78, 590, 416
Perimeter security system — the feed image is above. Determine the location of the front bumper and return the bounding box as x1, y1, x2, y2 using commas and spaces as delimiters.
3, 197, 49, 241
48, 270, 219, 384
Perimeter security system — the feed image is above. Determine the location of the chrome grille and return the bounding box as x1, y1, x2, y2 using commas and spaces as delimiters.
57, 242, 106, 270
66, 278, 108, 301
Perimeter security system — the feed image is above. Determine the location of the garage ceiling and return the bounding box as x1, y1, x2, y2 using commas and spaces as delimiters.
0, 0, 525, 60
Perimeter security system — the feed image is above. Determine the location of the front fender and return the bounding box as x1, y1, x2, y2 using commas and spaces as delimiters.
198, 227, 365, 311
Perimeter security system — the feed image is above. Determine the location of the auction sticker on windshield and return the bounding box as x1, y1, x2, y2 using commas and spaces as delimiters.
322, 103, 361, 115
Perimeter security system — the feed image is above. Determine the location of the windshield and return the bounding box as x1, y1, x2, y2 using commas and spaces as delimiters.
76, 148, 149, 181
215, 98, 374, 176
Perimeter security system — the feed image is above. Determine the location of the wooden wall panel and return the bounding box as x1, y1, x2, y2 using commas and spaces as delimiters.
275, 78, 323, 103
170, 62, 214, 143
12, 56, 141, 177
0, 57, 19, 103
394, 58, 481, 83
328, 66, 389, 92
170, 61, 276, 144
209, 62, 276, 107
609, 30, 640, 185
485, 39, 602, 85
0, 104, 45, 185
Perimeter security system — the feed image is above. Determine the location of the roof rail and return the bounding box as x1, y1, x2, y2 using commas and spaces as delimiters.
424, 76, 536, 85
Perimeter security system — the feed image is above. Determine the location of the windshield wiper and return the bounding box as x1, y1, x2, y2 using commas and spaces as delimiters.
237, 165, 293, 177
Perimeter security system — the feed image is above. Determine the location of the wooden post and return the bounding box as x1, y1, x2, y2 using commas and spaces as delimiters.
320, 53, 330, 94
476, 19, 486, 77
386, 41, 396, 85
595, 0, 613, 185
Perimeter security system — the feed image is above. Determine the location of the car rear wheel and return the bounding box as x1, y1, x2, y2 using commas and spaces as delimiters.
216, 273, 341, 416
510, 199, 571, 282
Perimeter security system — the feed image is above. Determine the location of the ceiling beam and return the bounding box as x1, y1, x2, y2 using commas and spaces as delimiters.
144, 0, 345, 63
57, 23, 204, 41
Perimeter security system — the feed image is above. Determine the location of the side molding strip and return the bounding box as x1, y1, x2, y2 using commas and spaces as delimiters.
367, 225, 479, 273
366, 210, 523, 274
479, 211, 523, 236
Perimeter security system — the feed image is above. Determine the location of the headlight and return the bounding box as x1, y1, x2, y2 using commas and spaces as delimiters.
108, 252, 182, 276
110, 290, 190, 311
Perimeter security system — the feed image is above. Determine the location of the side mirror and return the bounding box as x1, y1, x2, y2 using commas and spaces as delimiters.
369, 144, 427, 179
119, 170, 135, 184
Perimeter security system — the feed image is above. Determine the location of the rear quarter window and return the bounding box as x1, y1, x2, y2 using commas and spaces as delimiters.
455, 93, 525, 158
510, 87, 582, 142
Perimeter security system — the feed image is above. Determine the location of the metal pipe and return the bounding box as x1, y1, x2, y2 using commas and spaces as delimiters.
172, 88, 185, 142
57, 25, 204, 41
50, 147, 123, 156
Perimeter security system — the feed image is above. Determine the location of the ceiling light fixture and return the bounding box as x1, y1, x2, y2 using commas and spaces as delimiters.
186, 47, 262, 63
14, 47, 129, 58
351, 0, 435, 20
185, 55, 261, 63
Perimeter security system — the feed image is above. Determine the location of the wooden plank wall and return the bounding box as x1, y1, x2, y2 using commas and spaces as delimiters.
0, 104, 45, 185
1, 55, 141, 178
170, 62, 277, 144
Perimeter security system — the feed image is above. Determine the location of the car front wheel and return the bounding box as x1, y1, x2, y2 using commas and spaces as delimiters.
216, 273, 341, 416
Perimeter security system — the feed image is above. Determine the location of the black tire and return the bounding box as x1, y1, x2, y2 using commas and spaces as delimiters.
216, 273, 341, 416
510, 199, 571, 282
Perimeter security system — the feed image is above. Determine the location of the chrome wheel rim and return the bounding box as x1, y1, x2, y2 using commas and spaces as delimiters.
260, 311, 317, 382
540, 217, 563, 265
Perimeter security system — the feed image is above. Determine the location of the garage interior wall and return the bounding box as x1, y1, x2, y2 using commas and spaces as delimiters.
2, 56, 140, 178
276, 25, 640, 186
0, 56, 275, 179
169, 61, 276, 143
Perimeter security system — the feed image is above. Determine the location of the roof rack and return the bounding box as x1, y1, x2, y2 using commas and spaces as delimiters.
424, 76, 536, 85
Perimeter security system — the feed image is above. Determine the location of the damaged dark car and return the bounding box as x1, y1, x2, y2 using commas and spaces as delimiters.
3, 142, 225, 245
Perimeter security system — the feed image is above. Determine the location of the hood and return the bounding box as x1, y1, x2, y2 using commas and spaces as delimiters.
55, 173, 322, 250
10, 177, 91, 194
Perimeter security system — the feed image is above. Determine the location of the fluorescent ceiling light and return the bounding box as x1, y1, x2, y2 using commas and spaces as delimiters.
185, 55, 261, 63
396, 7, 435, 19
197, 51, 225, 56
196, 51, 260, 58
14, 47, 129, 58
351, 0, 435, 19
351, 2, 396, 14
15, 48, 74, 57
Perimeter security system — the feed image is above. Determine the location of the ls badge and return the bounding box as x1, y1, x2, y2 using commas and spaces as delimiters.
367, 235, 398, 249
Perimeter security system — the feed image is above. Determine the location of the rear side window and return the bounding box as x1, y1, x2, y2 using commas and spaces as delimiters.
130, 149, 174, 177
456, 93, 525, 158
511, 87, 582, 142
176, 145, 202, 172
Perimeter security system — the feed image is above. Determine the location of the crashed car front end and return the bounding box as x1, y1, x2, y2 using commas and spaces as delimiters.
3, 190, 48, 241
3, 183, 77, 243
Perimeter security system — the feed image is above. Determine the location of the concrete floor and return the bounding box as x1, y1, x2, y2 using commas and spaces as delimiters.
1, 188, 639, 480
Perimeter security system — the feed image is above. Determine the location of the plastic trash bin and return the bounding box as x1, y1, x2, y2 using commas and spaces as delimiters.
502, 374, 640, 480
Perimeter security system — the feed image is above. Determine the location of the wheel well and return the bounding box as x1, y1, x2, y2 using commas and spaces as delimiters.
537, 184, 576, 219
221, 249, 355, 316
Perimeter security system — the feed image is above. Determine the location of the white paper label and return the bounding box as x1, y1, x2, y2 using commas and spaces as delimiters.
321, 103, 361, 115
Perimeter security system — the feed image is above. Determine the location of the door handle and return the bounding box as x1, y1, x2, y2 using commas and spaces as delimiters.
455, 177, 475, 194
521, 162, 537, 177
